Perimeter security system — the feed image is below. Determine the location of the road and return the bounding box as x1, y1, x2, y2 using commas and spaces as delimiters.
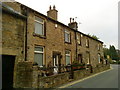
59, 64, 119, 89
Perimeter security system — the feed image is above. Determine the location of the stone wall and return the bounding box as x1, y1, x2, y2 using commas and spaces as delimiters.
73, 64, 110, 80
26, 11, 76, 65
15, 61, 110, 88
38, 72, 70, 88
15, 61, 70, 88
2, 6, 26, 88
77, 34, 104, 67
2, 8, 26, 58
92, 64, 110, 74
26, 8, 104, 67
15, 61, 33, 88
73, 69, 91, 80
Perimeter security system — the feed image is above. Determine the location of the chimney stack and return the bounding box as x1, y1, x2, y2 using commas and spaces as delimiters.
68, 18, 78, 30
47, 5, 58, 21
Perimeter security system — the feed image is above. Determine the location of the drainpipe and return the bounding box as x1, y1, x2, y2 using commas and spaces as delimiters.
25, 8, 28, 61
75, 31, 78, 61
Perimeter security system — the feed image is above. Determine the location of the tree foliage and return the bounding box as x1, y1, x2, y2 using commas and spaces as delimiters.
103, 45, 119, 60
87, 34, 99, 40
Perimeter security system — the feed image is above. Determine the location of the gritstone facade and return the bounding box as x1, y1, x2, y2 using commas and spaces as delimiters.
1, 2, 105, 88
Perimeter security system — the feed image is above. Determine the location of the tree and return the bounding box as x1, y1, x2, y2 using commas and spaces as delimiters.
87, 34, 99, 40
103, 45, 119, 60
103, 48, 109, 59
109, 45, 118, 60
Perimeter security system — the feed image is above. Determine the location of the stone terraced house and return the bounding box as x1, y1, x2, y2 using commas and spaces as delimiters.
1, 2, 107, 88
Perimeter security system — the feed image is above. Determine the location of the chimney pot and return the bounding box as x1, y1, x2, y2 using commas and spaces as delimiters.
53, 5, 56, 10
73, 18, 74, 22
70, 18, 72, 23
49, 5, 52, 10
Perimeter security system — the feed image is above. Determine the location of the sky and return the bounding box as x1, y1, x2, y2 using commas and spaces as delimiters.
13, 0, 119, 49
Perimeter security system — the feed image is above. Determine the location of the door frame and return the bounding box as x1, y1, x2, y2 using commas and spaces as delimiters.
52, 51, 61, 74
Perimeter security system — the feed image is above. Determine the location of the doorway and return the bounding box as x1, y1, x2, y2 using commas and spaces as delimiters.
78, 54, 83, 63
86, 52, 90, 64
53, 52, 61, 74
2, 55, 15, 89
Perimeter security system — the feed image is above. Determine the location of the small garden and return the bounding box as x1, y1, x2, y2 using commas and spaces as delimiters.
71, 60, 86, 71
33, 60, 92, 77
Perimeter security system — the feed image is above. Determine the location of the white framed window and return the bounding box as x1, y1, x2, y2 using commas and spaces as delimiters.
35, 16, 44, 35
34, 46, 44, 66
98, 53, 101, 63
65, 50, 71, 65
98, 44, 100, 51
86, 39, 89, 47
65, 30, 71, 43
81, 34, 83, 37
77, 34, 81, 45
86, 52, 90, 64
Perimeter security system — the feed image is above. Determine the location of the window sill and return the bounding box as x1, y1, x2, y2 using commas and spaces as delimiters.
33, 33, 46, 39
65, 41, 71, 44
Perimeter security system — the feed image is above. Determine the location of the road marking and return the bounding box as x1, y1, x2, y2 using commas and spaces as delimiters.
58, 67, 113, 88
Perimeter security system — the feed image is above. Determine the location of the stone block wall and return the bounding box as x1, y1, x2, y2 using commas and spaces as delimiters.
2, 6, 26, 88
72, 64, 110, 81
92, 64, 110, 74
26, 11, 76, 66
73, 69, 91, 80
15, 61, 110, 88
38, 72, 70, 88
15, 61, 33, 88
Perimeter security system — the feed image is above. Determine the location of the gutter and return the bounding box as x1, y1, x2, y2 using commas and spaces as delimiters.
1, 2, 26, 19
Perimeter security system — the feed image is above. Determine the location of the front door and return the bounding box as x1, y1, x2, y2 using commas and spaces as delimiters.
78, 54, 83, 63
86, 52, 90, 64
53, 55, 59, 74
2, 55, 15, 89
53, 52, 61, 74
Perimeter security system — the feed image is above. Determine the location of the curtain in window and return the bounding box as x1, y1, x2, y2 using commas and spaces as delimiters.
35, 22, 43, 35
66, 55, 70, 65
65, 33, 70, 42
34, 53, 43, 66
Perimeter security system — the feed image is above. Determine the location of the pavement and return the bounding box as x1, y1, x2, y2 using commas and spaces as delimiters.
58, 64, 119, 89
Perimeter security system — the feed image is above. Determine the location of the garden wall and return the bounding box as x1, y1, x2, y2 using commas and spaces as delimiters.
15, 61, 110, 88
38, 72, 70, 88
92, 64, 110, 74
73, 69, 91, 80
73, 64, 110, 80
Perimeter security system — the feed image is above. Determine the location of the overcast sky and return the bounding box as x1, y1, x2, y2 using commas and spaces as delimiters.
14, 0, 119, 49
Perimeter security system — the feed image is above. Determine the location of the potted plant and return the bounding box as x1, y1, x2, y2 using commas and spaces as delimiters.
72, 60, 79, 70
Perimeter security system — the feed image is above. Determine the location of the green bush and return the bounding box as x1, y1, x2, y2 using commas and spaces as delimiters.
118, 61, 120, 64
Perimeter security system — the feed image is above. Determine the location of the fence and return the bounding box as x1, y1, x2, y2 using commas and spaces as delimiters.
37, 64, 87, 78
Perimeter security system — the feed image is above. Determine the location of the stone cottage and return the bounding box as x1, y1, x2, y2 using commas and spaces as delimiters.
1, 2, 106, 88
